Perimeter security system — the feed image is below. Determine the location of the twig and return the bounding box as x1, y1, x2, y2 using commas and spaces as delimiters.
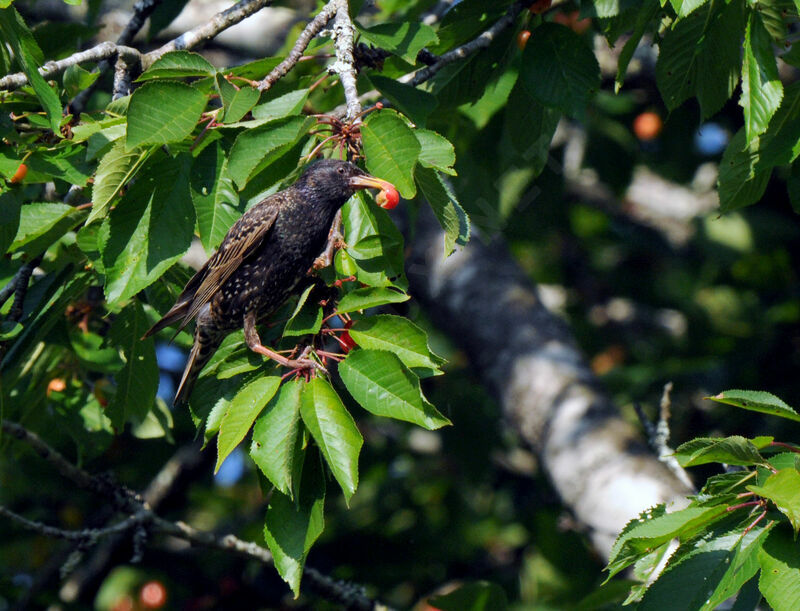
633, 383, 695, 491
0, 505, 146, 542
2, 420, 390, 608
1, 0, 272, 93
330, 0, 361, 120
6, 253, 43, 322
1, 420, 107, 495
258, 0, 339, 92
71, 0, 164, 111
0, 43, 141, 92
330, 1, 524, 119
147, 0, 272, 65
402, 2, 525, 87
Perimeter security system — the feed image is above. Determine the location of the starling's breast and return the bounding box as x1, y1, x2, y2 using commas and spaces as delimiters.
211, 200, 337, 327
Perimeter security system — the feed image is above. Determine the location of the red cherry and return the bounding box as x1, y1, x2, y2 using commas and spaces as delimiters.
633, 112, 663, 141
376, 186, 400, 209
140, 580, 167, 609
529, 0, 551, 15
517, 30, 531, 51
10, 163, 27, 184
340, 320, 357, 353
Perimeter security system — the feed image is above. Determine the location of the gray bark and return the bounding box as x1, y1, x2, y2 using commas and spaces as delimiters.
408, 212, 693, 557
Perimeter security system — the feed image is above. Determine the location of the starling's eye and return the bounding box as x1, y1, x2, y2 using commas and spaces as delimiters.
337, 167, 345, 174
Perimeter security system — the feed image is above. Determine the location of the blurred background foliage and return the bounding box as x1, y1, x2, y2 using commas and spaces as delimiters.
3, 0, 800, 609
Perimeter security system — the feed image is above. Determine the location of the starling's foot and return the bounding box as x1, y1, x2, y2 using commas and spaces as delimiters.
245, 311, 327, 375
284, 346, 328, 375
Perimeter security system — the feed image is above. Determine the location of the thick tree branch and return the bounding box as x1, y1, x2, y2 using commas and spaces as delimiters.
330, 0, 361, 120
258, 0, 338, 92
407, 212, 693, 557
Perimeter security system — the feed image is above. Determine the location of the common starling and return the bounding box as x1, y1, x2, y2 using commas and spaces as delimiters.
143, 159, 397, 405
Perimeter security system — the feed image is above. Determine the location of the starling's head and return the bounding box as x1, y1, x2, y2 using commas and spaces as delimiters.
298, 160, 398, 209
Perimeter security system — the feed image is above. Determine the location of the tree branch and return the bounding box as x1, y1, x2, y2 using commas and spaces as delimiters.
1, 0, 272, 93
330, 0, 361, 120
2, 420, 390, 609
146, 0, 272, 66
258, 0, 338, 92
407, 211, 693, 557
0, 505, 146, 542
401, 2, 525, 87
0, 43, 141, 92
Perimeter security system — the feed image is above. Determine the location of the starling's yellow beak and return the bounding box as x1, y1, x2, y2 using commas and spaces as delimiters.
348, 174, 396, 192
349, 174, 400, 209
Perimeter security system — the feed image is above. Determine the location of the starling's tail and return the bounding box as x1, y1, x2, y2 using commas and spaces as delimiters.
173, 325, 223, 406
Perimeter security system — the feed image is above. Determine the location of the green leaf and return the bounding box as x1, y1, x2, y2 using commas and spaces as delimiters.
655, 1, 744, 118
708, 389, 800, 422
0, 7, 62, 133
216, 376, 281, 473
126, 81, 208, 149
755, 83, 800, 172
741, 12, 783, 144
358, 21, 438, 63
10, 202, 84, 256
758, 528, 800, 611
503, 83, 561, 176
283, 284, 323, 338
100, 153, 195, 306
0, 321, 23, 340
263, 451, 325, 597
215, 74, 260, 124
190, 141, 240, 251
339, 349, 450, 430
674, 436, 765, 467
639, 522, 774, 611
63, 64, 99, 98
138, 50, 217, 80
340, 191, 407, 288
519, 23, 600, 117
300, 377, 362, 503
669, 0, 709, 17
415, 129, 456, 175
415, 165, 470, 255
107, 302, 158, 429
368, 75, 438, 126
348, 314, 444, 371
607, 504, 729, 579
250, 379, 304, 497
616, 0, 660, 91
428, 581, 508, 611
251, 89, 309, 121
361, 110, 421, 198
717, 129, 770, 213
227, 115, 308, 189
336, 286, 409, 313
749, 469, 800, 534
88, 140, 151, 225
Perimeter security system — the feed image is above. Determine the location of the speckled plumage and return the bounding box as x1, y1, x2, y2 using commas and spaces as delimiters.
144, 160, 391, 405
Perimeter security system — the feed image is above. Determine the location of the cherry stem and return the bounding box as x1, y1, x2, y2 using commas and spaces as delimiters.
727, 500, 763, 513
770, 441, 800, 454
742, 510, 769, 536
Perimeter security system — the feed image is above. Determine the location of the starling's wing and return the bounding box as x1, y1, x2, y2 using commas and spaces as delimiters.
177, 201, 281, 329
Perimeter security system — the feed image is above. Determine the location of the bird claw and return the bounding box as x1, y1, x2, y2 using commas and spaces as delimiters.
286, 346, 328, 376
